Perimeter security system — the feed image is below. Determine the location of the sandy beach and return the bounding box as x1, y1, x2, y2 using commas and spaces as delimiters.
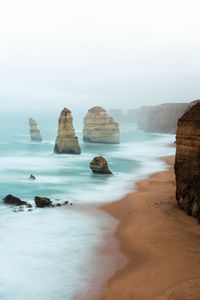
101, 156, 200, 300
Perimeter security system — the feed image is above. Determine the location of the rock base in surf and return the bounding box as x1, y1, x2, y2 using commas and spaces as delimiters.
35, 196, 52, 208
2, 194, 27, 206
90, 156, 112, 174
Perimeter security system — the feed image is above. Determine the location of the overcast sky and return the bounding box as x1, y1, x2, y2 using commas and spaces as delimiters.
0, 0, 200, 113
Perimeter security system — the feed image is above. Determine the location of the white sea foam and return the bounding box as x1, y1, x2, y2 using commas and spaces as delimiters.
0, 122, 176, 300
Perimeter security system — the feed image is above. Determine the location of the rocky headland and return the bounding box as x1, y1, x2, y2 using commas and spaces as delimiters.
175, 102, 200, 221
29, 118, 42, 141
54, 108, 81, 154
83, 106, 120, 144
138, 103, 188, 133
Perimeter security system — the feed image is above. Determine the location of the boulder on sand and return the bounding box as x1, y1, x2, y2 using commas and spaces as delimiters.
90, 156, 112, 174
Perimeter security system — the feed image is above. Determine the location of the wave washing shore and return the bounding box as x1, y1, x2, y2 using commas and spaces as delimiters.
101, 156, 200, 300
0, 115, 176, 300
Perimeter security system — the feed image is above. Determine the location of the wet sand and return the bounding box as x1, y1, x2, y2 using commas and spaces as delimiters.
101, 156, 200, 300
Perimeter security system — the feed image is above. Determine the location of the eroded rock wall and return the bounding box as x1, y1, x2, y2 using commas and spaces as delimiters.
175, 102, 200, 220
138, 103, 188, 133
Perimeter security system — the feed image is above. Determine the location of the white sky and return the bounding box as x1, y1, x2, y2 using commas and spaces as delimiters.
0, 0, 200, 112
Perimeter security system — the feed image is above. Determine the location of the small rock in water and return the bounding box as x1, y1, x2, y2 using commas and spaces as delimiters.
18, 206, 24, 212
35, 196, 52, 208
26, 203, 33, 208
64, 201, 69, 205
28, 209, 33, 212
90, 156, 112, 174
29, 174, 36, 180
56, 203, 62, 207
2, 194, 27, 206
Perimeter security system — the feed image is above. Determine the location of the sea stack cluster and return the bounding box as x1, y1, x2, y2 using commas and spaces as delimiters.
83, 106, 120, 144
29, 118, 42, 141
175, 102, 200, 220
54, 108, 81, 154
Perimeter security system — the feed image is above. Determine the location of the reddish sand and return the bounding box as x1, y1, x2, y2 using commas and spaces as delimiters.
101, 156, 200, 300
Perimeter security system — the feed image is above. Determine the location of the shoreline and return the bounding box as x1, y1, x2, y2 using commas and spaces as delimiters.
100, 156, 200, 300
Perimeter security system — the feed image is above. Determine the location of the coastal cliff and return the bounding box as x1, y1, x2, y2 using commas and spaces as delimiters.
175, 102, 200, 220
29, 118, 42, 141
138, 103, 188, 133
54, 108, 81, 154
83, 106, 120, 144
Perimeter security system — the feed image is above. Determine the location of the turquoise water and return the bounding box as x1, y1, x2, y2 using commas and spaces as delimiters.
0, 112, 175, 300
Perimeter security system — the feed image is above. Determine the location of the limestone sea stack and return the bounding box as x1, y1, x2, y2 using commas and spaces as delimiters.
54, 108, 81, 154
83, 106, 120, 144
29, 118, 42, 141
175, 102, 200, 220
90, 156, 112, 174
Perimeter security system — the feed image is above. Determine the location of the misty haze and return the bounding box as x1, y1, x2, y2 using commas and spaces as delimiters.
0, 1, 200, 300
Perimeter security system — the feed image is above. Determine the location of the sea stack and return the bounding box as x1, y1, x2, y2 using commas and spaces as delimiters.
54, 108, 81, 154
90, 156, 112, 174
29, 118, 42, 141
83, 106, 120, 144
175, 102, 200, 220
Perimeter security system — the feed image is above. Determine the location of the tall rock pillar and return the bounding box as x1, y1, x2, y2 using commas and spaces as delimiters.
54, 108, 81, 154
29, 118, 42, 141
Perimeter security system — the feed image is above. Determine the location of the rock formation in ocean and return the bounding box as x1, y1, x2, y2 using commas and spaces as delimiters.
83, 106, 120, 144
54, 108, 81, 154
90, 156, 112, 174
175, 102, 200, 221
2, 194, 27, 206
29, 118, 42, 141
35, 196, 52, 208
138, 103, 188, 134
29, 174, 36, 180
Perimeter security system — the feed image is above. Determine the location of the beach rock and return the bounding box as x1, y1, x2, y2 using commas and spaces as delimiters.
2, 194, 27, 206
27, 203, 33, 208
175, 102, 200, 221
35, 196, 52, 208
90, 156, 112, 174
29, 174, 36, 180
83, 106, 120, 144
54, 108, 81, 154
29, 118, 42, 141
138, 103, 188, 133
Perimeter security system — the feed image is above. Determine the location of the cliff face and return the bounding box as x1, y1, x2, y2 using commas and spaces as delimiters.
175, 102, 200, 220
54, 108, 81, 154
29, 118, 42, 141
83, 106, 120, 144
138, 103, 188, 133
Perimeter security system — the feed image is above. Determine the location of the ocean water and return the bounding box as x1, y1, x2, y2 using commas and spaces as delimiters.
0, 113, 176, 300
